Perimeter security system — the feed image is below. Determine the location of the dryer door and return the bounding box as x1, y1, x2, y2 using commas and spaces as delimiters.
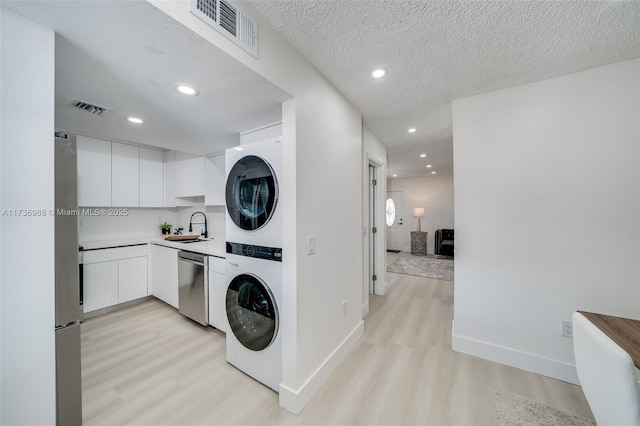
226, 155, 278, 231
226, 273, 278, 351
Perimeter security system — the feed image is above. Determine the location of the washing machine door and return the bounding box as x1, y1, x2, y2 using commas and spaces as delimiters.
226, 273, 278, 351
226, 155, 278, 231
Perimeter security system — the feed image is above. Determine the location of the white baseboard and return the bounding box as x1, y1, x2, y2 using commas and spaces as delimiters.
452, 333, 579, 385
362, 301, 369, 317
279, 320, 365, 414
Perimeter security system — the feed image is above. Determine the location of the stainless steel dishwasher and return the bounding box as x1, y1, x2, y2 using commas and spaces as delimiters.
178, 251, 208, 326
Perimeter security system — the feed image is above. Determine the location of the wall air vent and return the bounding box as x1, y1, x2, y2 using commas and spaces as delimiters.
72, 100, 111, 116
190, 0, 258, 58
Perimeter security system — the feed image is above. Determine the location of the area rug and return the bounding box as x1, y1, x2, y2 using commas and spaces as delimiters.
493, 387, 595, 426
386, 252, 454, 282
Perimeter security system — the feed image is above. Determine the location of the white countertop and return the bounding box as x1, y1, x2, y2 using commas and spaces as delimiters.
80, 235, 226, 258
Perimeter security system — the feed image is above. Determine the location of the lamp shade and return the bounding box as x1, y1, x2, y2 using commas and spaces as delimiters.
413, 207, 425, 218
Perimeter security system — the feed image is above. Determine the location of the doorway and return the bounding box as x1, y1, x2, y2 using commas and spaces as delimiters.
364, 156, 386, 316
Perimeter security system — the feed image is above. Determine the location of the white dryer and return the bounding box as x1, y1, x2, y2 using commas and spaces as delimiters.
225, 242, 282, 392
225, 139, 282, 248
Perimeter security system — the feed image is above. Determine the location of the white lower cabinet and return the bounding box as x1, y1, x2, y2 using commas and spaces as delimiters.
208, 256, 228, 333
118, 257, 148, 303
84, 261, 118, 313
148, 244, 179, 308
83, 245, 148, 314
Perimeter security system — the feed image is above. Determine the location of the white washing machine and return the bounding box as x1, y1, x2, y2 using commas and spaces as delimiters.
225, 139, 282, 248
225, 242, 282, 392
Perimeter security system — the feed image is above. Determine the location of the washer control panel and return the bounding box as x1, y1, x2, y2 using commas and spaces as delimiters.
226, 241, 282, 262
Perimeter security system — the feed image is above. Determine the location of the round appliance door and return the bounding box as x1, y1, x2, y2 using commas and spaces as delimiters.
226, 273, 278, 351
226, 155, 278, 231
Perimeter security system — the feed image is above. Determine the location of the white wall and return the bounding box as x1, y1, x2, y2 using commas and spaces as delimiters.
388, 175, 454, 254
363, 127, 388, 304
149, 1, 364, 413
1, 9, 57, 424
452, 59, 640, 384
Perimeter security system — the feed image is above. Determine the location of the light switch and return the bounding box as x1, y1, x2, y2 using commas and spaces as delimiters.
308, 236, 316, 255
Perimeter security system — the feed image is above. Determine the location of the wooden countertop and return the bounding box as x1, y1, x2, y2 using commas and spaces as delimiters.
578, 310, 640, 369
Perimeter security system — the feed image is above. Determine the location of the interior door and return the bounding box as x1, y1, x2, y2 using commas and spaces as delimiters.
369, 165, 376, 294
386, 190, 403, 251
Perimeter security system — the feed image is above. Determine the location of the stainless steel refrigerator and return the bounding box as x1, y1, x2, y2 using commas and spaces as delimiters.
54, 133, 83, 425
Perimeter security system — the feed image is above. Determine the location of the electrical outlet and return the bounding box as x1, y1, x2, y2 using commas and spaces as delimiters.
562, 320, 573, 337
342, 300, 348, 318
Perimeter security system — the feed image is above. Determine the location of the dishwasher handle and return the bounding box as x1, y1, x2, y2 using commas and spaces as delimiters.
178, 251, 207, 266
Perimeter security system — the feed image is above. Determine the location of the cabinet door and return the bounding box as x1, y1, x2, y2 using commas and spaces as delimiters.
208, 257, 228, 332
205, 154, 225, 206
239, 122, 282, 145
83, 261, 118, 313
112, 142, 140, 207
140, 148, 164, 207
163, 151, 176, 208
148, 244, 178, 308
77, 135, 111, 207
175, 152, 205, 197
118, 256, 148, 303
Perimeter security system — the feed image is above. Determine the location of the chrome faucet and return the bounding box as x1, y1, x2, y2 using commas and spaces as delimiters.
189, 211, 208, 238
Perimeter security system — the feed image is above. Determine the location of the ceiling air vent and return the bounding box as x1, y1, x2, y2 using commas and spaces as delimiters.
196, 0, 217, 23
219, 0, 237, 37
189, 0, 258, 58
72, 100, 111, 116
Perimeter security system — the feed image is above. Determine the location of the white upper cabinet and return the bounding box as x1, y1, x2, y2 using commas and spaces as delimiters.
175, 151, 205, 198
111, 142, 140, 207
240, 122, 282, 145
77, 135, 112, 207
139, 148, 164, 207
205, 154, 225, 206
163, 150, 177, 208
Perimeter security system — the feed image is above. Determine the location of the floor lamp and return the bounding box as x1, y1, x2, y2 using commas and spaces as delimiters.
413, 207, 425, 232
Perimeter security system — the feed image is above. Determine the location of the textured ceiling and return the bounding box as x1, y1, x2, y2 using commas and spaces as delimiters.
4, 0, 291, 156
245, 0, 640, 177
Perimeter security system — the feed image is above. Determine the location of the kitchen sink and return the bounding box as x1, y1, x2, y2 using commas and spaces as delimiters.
176, 237, 213, 244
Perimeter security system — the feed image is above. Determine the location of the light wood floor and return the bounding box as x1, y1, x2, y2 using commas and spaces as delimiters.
81, 270, 594, 425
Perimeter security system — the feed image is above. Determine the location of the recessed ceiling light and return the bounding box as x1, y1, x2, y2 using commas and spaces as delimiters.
127, 117, 143, 124
234, 146, 244, 151
426, 164, 432, 168
431, 171, 436, 175
176, 84, 199, 96
371, 68, 387, 78
420, 154, 426, 158
408, 128, 416, 133
392, 174, 397, 177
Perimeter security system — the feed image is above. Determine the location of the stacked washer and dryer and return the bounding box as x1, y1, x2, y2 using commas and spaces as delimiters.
224, 139, 282, 392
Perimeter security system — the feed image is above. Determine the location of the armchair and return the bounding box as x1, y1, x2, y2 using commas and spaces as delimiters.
435, 229, 454, 257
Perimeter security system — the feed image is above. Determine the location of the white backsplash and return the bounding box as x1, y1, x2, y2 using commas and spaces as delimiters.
79, 208, 177, 242
78, 201, 227, 252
